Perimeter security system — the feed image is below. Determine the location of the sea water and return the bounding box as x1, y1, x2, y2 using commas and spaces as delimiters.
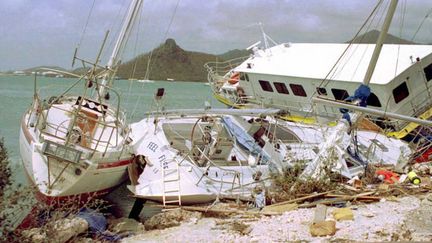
0, 75, 223, 171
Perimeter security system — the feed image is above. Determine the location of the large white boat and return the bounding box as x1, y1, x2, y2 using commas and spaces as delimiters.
206, 3, 432, 139
19, 0, 143, 203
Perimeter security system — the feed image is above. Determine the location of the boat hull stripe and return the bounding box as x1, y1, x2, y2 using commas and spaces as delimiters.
97, 158, 132, 169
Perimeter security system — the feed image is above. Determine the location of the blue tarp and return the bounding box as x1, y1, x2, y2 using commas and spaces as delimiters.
221, 116, 271, 164
77, 208, 123, 241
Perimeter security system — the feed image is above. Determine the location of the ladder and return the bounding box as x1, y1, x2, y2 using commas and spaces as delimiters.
162, 159, 181, 206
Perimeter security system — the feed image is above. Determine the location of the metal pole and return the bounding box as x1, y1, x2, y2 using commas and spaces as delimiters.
312, 97, 432, 127
99, 0, 143, 98
363, 0, 398, 85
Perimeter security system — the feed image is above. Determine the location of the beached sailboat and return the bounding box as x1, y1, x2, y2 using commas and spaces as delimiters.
19, 0, 144, 203
205, 1, 432, 139
126, 107, 411, 205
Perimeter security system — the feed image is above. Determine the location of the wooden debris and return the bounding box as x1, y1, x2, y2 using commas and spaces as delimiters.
270, 191, 332, 207
310, 204, 335, 237
325, 193, 381, 202
332, 208, 354, 221
261, 203, 298, 214
310, 220, 336, 237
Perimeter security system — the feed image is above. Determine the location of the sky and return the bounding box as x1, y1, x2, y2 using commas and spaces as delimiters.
0, 0, 431, 71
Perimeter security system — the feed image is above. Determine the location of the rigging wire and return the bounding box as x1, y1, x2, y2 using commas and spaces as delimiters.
307, 0, 383, 122
317, 0, 384, 90
411, 7, 432, 42
105, 0, 129, 61
125, 2, 145, 118
144, 0, 181, 81
129, 0, 181, 120
394, 0, 407, 77
76, 0, 96, 53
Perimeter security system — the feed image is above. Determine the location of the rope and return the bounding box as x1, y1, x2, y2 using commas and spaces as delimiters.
394, 0, 407, 77
130, 0, 181, 119
76, 0, 96, 51
144, 0, 181, 80
308, 0, 383, 122
411, 7, 432, 42
317, 0, 383, 90
125, 4, 144, 118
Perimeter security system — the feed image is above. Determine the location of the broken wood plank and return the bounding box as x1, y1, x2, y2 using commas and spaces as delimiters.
299, 192, 380, 208
299, 198, 349, 208
270, 191, 333, 207
325, 194, 381, 201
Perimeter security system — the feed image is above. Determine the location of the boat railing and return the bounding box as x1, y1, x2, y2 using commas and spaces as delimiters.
29, 85, 126, 158
391, 87, 432, 130
39, 104, 123, 155
204, 56, 249, 90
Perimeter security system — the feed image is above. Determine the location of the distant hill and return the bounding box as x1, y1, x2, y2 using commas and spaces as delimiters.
117, 39, 221, 82
349, 29, 417, 44
217, 49, 251, 60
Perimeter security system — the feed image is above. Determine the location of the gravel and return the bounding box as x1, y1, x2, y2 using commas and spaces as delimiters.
122, 195, 432, 242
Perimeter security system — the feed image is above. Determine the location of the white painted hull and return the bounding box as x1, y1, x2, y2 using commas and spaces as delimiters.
19, 112, 131, 202
128, 115, 282, 205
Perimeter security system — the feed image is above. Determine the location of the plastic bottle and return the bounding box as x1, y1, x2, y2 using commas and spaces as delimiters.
407, 171, 421, 185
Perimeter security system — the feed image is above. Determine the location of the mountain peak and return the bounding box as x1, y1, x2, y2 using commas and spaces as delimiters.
349, 29, 416, 44
164, 38, 177, 48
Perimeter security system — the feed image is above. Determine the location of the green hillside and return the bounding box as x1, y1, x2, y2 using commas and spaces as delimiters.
117, 39, 220, 82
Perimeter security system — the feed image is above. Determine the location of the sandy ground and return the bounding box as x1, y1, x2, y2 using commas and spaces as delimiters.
122, 195, 432, 242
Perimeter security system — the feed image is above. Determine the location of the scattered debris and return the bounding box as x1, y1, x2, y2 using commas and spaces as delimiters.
261, 203, 298, 214
332, 208, 354, 221
144, 208, 202, 230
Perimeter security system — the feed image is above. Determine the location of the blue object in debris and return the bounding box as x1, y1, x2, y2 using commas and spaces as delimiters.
222, 116, 270, 164
77, 208, 122, 241
340, 84, 371, 124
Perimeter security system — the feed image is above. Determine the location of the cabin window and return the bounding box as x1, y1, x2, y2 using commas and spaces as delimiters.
424, 63, 432, 82
289, 84, 307, 97
240, 72, 249, 82
316, 87, 327, 96
367, 92, 382, 107
274, 82, 289, 94
331, 88, 349, 100
393, 82, 409, 104
259, 80, 273, 92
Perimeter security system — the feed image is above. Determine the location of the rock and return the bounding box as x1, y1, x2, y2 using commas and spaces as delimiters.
21, 217, 89, 243
309, 220, 337, 237
144, 208, 202, 230
108, 217, 145, 234
362, 212, 375, 218
332, 208, 354, 221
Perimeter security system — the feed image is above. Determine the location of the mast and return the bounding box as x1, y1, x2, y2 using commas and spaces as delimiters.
363, 0, 398, 85
99, 0, 143, 99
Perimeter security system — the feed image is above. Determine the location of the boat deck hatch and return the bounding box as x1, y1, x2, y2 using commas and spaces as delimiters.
42, 140, 82, 164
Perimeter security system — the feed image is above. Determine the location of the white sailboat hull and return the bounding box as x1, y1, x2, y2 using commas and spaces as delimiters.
19, 113, 131, 204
